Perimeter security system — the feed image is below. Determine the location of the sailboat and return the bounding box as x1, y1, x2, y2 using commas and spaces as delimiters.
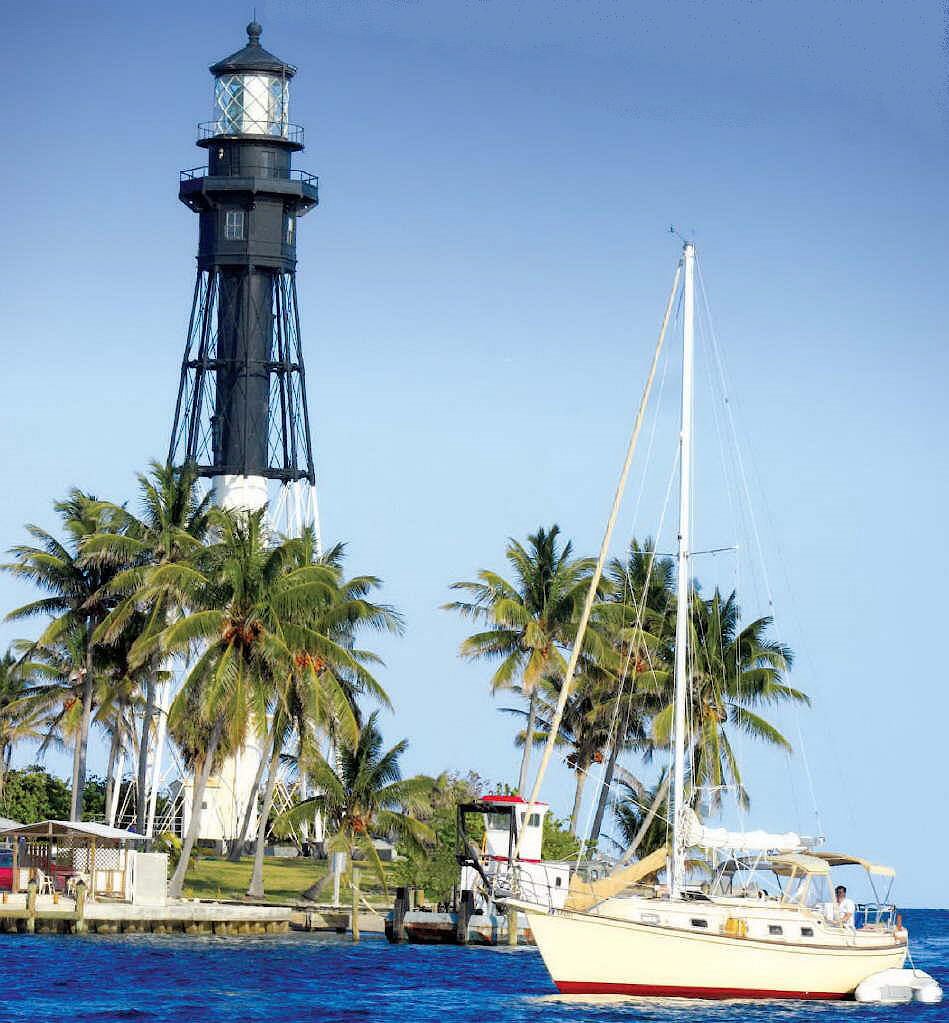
502, 241, 909, 1000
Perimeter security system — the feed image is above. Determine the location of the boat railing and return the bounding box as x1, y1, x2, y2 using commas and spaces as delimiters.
498, 863, 558, 911
855, 902, 897, 930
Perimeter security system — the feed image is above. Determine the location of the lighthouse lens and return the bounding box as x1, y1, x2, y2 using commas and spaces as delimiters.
215, 74, 289, 138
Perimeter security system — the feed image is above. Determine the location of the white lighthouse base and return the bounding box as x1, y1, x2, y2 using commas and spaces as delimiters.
213, 474, 269, 512
181, 734, 265, 848
180, 474, 322, 847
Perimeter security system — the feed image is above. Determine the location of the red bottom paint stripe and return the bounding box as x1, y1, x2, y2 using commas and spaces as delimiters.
555, 981, 848, 1000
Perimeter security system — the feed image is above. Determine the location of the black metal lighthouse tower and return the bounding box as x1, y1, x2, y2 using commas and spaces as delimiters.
169, 22, 318, 517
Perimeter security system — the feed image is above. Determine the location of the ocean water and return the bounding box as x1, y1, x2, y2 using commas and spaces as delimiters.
0, 909, 944, 1022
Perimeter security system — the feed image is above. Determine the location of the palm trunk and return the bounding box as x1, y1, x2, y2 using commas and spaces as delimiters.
169, 716, 224, 898
517, 689, 539, 796
350, 859, 360, 943
104, 717, 122, 826
70, 625, 96, 822
589, 737, 620, 848
246, 733, 282, 899
0, 742, 10, 798
569, 768, 588, 837
228, 721, 274, 861
136, 676, 156, 834
620, 773, 670, 863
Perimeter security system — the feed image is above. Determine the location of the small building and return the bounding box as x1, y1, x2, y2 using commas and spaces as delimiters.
0, 821, 166, 905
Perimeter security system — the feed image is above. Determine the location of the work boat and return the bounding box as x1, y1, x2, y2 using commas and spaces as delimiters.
457, 795, 572, 913
503, 241, 909, 1000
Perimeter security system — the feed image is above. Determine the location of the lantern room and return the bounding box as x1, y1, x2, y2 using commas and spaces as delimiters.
201, 22, 299, 143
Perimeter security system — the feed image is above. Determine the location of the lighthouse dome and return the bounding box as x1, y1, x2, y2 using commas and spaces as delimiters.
208, 23, 296, 140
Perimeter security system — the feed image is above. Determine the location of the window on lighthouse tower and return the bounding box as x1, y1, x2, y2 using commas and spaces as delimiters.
224, 210, 245, 240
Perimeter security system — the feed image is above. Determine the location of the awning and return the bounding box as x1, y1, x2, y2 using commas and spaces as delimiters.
0, 820, 145, 843
813, 851, 895, 877
770, 853, 831, 877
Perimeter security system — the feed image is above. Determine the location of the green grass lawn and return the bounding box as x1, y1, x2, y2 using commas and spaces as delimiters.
182, 854, 395, 906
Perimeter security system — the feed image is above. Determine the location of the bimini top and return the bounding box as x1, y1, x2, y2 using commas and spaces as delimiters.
0, 820, 145, 843
814, 851, 896, 877
210, 22, 296, 78
770, 853, 831, 877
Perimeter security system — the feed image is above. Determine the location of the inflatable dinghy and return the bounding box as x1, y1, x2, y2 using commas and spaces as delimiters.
854, 968, 942, 1004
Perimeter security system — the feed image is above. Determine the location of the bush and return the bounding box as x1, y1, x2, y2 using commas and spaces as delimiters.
0, 766, 108, 823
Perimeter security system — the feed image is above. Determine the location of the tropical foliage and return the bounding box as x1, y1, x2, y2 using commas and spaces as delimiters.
276, 712, 434, 939
0, 464, 412, 907
448, 525, 807, 860
444, 525, 605, 795
0, 464, 809, 914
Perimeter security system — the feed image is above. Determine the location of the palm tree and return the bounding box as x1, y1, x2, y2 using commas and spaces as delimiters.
445, 525, 601, 795
244, 532, 401, 899
139, 507, 387, 898
0, 650, 50, 794
86, 461, 212, 834
587, 539, 676, 847
608, 772, 670, 860
648, 588, 805, 811
277, 712, 434, 941
505, 668, 615, 837
3, 491, 123, 819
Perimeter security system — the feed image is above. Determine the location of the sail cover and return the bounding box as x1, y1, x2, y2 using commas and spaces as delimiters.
683, 809, 801, 853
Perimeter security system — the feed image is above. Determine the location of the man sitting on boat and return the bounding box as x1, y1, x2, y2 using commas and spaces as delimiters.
823, 885, 856, 926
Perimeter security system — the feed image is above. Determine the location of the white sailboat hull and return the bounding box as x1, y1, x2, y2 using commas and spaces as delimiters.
518, 902, 907, 1000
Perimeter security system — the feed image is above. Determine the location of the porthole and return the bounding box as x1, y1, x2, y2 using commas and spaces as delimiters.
691, 918, 708, 928
768, 925, 783, 935
801, 927, 814, 937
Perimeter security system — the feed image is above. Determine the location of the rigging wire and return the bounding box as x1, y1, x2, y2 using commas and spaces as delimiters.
574, 441, 681, 867
695, 255, 824, 840
575, 333, 677, 862
514, 257, 683, 865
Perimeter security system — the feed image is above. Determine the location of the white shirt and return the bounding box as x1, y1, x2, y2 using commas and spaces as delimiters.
824, 897, 856, 924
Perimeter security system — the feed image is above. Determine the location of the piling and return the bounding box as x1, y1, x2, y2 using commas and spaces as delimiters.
506, 905, 518, 946
25, 880, 36, 934
455, 889, 474, 945
351, 866, 361, 943
388, 886, 408, 943
73, 880, 87, 935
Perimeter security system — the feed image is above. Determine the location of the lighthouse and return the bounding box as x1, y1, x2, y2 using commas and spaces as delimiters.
169, 20, 319, 531
165, 23, 321, 845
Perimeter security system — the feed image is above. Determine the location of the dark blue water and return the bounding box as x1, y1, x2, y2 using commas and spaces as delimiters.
0, 909, 944, 1022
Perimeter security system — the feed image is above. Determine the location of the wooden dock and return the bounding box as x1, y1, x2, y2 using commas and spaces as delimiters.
385, 888, 534, 945
290, 905, 387, 935
0, 884, 292, 936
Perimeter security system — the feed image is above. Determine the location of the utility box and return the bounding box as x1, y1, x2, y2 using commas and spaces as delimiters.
131, 852, 168, 906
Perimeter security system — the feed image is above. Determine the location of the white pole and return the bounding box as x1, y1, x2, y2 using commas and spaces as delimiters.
108, 746, 125, 827
670, 241, 695, 899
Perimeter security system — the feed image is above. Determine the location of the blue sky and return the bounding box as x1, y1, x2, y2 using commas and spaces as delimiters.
1, 1, 946, 906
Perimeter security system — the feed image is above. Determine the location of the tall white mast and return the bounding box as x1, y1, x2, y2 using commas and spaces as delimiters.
670, 240, 695, 899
